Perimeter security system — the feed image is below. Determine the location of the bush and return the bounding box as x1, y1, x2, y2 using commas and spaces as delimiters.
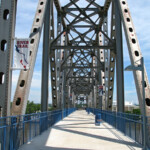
132, 109, 141, 115
125, 111, 132, 114
26, 101, 41, 114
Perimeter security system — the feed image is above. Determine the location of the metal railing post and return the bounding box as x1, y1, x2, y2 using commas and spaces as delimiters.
141, 57, 146, 150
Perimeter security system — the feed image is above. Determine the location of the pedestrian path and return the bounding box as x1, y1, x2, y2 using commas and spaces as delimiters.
19, 110, 142, 150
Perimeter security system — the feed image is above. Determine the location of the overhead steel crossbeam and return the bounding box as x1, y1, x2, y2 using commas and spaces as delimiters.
51, 0, 114, 98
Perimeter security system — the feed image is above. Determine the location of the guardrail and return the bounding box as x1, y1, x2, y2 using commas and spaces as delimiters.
0, 108, 76, 150
87, 108, 149, 147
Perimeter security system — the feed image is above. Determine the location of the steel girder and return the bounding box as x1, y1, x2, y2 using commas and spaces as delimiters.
41, 0, 51, 112
96, 32, 104, 109
0, 0, 17, 116
11, 0, 48, 115
105, 0, 124, 112
114, 0, 124, 112
106, 2, 116, 111
55, 15, 62, 109
49, 1, 58, 109
103, 16, 109, 110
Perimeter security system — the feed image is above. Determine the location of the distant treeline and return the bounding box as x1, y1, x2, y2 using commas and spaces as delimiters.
25, 101, 53, 114
125, 109, 141, 115
26, 101, 41, 114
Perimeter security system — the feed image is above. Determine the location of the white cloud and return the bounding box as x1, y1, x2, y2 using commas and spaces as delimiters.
125, 90, 136, 94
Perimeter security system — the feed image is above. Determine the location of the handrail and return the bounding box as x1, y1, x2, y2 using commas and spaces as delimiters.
87, 107, 149, 147
0, 108, 76, 150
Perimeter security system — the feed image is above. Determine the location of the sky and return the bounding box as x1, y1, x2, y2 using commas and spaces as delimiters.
11, 0, 150, 105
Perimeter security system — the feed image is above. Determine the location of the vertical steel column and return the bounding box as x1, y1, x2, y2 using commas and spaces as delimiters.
62, 69, 67, 112
65, 35, 69, 108
95, 49, 99, 108
97, 73, 102, 109
41, 0, 51, 112
92, 88, 94, 108
96, 48, 101, 108
107, 1, 116, 111
93, 55, 96, 108
69, 86, 71, 107
62, 33, 68, 111
87, 94, 90, 107
100, 31, 105, 109
72, 92, 74, 107
60, 34, 66, 108
62, 70, 66, 113
90, 92, 92, 107
115, 0, 124, 112
0, 1, 17, 149
103, 16, 109, 110
68, 55, 73, 108
68, 85, 72, 108
65, 84, 69, 108
0, 0, 17, 116
72, 92, 76, 108
98, 32, 104, 109
91, 56, 95, 108
50, 1, 57, 109
64, 73, 69, 109
141, 57, 146, 150
56, 15, 62, 109
94, 85, 96, 108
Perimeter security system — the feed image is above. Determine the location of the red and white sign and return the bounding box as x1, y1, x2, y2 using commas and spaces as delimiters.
14, 38, 30, 69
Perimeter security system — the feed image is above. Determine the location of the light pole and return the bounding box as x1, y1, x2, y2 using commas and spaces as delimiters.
141, 58, 147, 150
125, 57, 146, 150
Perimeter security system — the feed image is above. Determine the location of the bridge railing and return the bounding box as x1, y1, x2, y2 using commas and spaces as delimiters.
87, 108, 148, 146
0, 108, 76, 150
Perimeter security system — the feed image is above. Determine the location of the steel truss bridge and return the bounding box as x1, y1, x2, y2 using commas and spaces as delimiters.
0, 0, 150, 147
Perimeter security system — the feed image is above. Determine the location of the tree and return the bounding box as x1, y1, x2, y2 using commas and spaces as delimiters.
26, 101, 41, 114
133, 109, 141, 115
125, 111, 132, 114
125, 109, 141, 115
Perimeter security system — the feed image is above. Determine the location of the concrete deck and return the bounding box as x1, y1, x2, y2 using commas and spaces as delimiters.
19, 110, 142, 150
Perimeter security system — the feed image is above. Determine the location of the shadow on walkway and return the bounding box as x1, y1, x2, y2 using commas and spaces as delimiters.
53, 126, 141, 148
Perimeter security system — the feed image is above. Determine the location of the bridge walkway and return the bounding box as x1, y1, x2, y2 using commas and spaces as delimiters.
19, 110, 142, 150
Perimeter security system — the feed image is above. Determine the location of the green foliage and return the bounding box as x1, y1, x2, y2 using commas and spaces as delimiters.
76, 103, 87, 108
125, 111, 132, 114
125, 109, 141, 115
132, 109, 141, 115
10, 102, 12, 108
26, 101, 41, 114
